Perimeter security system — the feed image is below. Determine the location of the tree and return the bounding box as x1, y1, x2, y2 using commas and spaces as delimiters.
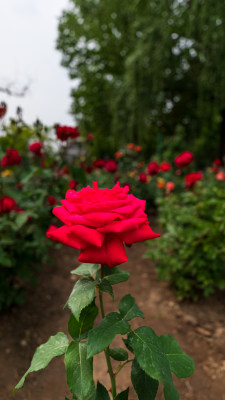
57, 0, 225, 162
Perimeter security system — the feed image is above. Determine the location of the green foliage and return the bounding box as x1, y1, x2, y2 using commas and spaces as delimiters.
146, 180, 225, 299
15, 263, 194, 400
87, 312, 130, 358
57, 0, 225, 161
67, 277, 97, 320
14, 332, 69, 391
65, 341, 95, 400
131, 358, 159, 400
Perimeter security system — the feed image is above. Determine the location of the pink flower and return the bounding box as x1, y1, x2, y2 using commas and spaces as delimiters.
185, 172, 202, 188
175, 151, 194, 168
216, 171, 225, 181
104, 160, 117, 173
46, 182, 160, 268
1, 149, 21, 168
147, 161, 160, 176
166, 182, 175, 192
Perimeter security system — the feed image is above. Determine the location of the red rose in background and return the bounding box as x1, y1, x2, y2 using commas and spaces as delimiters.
175, 151, 194, 168
104, 160, 117, 173
0, 196, 17, 214
29, 142, 43, 157
94, 159, 105, 168
147, 161, 160, 176
69, 180, 78, 190
0, 102, 7, 119
1, 149, 21, 168
160, 162, 171, 172
185, 172, 202, 188
48, 196, 57, 206
87, 134, 93, 141
56, 125, 80, 141
166, 182, 175, 192
86, 165, 94, 174
139, 172, 147, 183
213, 158, 222, 166
46, 182, 159, 268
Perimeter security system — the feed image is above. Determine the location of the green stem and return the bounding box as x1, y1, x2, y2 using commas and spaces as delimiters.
99, 265, 117, 399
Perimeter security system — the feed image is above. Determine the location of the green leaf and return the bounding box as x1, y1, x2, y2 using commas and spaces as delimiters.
0, 248, 12, 267
114, 388, 129, 399
65, 341, 95, 400
15, 211, 35, 229
71, 263, 99, 277
160, 335, 195, 378
109, 347, 128, 361
98, 278, 114, 299
68, 302, 99, 341
14, 332, 69, 391
87, 312, 130, 358
101, 265, 130, 285
128, 327, 179, 400
95, 381, 110, 400
67, 277, 97, 320
131, 358, 159, 400
118, 295, 144, 321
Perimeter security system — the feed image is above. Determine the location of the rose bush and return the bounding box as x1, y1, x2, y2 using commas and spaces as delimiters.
47, 181, 160, 267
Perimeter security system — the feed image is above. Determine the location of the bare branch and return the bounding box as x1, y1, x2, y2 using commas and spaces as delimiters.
0, 82, 30, 97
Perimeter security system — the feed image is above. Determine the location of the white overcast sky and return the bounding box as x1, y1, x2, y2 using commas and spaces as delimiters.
0, 0, 75, 126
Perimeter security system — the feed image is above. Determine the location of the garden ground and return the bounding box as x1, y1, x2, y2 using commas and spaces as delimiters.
1, 221, 225, 400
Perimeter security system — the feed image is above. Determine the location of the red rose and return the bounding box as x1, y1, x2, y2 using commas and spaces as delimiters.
46, 182, 160, 268
94, 159, 105, 168
87, 133, 93, 141
69, 179, 78, 190
0, 196, 17, 214
1, 149, 21, 168
147, 161, 160, 176
160, 162, 171, 172
213, 158, 222, 166
46, 225, 58, 238
175, 151, 194, 168
56, 125, 80, 140
185, 172, 202, 188
86, 165, 94, 173
104, 160, 117, 173
29, 142, 43, 156
139, 172, 147, 183
48, 196, 57, 206
0, 102, 7, 119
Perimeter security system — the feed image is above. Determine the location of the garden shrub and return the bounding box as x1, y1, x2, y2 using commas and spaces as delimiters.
145, 180, 225, 300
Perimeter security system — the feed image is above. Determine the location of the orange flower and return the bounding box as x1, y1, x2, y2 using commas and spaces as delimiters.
134, 145, 142, 152
115, 151, 123, 159
166, 181, 175, 192
137, 161, 145, 168
127, 143, 135, 150
157, 177, 165, 189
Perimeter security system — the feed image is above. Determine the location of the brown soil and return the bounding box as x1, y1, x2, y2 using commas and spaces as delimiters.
1, 235, 225, 400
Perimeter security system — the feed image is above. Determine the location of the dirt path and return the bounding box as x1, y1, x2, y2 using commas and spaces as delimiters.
0, 238, 225, 400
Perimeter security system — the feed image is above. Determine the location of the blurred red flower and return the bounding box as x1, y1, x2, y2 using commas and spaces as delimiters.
147, 161, 160, 176
1, 149, 21, 167
175, 151, 194, 168
185, 172, 202, 188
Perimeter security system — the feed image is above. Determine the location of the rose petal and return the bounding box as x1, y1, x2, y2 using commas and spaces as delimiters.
78, 235, 128, 268
69, 225, 104, 247
53, 206, 71, 224
46, 225, 88, 249
120, 224, 160, 244
98, 218, 146, 233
